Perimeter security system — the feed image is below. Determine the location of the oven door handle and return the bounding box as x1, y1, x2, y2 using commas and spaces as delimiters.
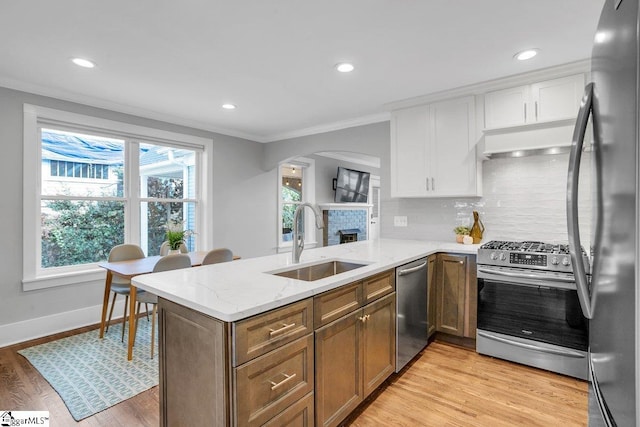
477, 331, 586, 359
477, 267, 576, 283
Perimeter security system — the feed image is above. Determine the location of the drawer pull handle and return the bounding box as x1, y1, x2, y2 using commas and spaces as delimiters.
269, 373, 297, 390
269, 322, 296, 337
358, 314, 370, 322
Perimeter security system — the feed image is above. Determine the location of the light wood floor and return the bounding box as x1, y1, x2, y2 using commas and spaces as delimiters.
0, 328, 587, 426
347, 341, 588, 427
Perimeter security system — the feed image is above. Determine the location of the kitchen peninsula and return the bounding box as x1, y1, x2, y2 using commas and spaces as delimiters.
133, 239, 479, 426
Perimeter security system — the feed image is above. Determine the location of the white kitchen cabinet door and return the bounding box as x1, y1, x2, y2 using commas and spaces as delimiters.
530, 74, 585, 123
390, 105, 429, 197
390, 97, 479, 198
484, 74, 585, 129
429, 96, 478, 197
484, 85, 528, 129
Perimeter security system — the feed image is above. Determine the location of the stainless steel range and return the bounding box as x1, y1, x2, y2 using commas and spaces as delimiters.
476, 240, 589, 380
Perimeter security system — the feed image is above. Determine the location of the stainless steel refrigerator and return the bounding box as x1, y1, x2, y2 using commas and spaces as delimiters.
567, 0, 639, 425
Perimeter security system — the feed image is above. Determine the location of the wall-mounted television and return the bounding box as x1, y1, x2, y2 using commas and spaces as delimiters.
333, 167, 370, 203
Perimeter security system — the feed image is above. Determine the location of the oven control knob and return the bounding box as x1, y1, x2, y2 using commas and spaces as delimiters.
562, 257, 570, 266
499, 253, 507, 261
490, 252, 498, 260
551, 256, 559, 265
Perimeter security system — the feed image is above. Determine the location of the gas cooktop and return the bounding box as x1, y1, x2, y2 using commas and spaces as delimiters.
477, 240, 588, 273
480, 240, 572, 254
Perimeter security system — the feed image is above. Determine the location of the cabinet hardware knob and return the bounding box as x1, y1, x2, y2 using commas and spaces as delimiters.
269, 322, 296, 337
459, 261, 464, 264
269, 373, 297, 390
358, 314, 370, 322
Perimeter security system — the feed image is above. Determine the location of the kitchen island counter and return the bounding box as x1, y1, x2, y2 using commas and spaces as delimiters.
132, 238, 479, 322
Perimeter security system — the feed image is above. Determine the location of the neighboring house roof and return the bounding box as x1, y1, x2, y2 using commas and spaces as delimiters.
41, 129, 190, 169
41, 130, 125, 164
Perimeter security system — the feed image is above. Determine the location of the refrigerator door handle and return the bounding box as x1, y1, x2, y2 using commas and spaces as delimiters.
567, 83, 595, 319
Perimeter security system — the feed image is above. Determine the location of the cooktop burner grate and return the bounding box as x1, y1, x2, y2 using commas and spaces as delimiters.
480, 240, 571, 254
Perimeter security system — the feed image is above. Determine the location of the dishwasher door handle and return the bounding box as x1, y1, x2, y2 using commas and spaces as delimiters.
398, 261, 427, 276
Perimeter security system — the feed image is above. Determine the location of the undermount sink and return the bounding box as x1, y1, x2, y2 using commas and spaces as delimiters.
270, 260, 368, 282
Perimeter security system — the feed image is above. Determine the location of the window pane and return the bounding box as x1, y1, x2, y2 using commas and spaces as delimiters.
141, 144, 196, 199
142, 201, 196, 255
282, 203, 302, 242
281, 165, 302, 202
41, 200, 125, 268
41, 129, 124, 197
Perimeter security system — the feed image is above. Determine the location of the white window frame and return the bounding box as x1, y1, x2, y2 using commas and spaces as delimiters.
277, 157, 316, 253
23, 104, 214, 291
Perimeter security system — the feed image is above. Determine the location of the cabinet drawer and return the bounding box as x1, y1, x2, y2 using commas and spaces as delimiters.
362, 270, 395, 304
262, 392, 314, 427
234, 298, 313, 366
234, 334, 314, 427
314, 281, 362, 328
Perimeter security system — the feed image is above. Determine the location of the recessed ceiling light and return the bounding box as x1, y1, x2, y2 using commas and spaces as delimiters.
335, 62, 355, 73
71, 58, 96, 68
514, 49, 539, 61
222, 103, 237, 110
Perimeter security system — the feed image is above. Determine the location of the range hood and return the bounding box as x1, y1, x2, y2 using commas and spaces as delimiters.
482, 118, 580, 159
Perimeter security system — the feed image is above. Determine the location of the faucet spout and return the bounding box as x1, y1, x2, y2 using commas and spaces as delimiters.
292, 203, 324, 263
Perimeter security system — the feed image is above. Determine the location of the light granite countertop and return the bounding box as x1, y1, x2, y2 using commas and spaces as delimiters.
132, 238, 480, 322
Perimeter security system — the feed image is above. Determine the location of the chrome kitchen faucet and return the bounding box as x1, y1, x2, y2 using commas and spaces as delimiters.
292, 203, 324, 263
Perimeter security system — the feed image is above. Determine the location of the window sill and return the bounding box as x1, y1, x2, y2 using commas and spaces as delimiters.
23, 267, 106, 291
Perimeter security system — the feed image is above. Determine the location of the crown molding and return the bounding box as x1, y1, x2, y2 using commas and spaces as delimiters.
385, 59, 591, 111
260, 112, 391, 143
0, 76, 263, 142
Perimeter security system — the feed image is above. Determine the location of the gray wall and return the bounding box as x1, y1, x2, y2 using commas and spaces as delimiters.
0, 86, 271, 328
310, 154, 380, 204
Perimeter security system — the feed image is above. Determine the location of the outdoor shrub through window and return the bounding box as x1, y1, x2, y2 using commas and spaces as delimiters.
39, 128, 197, 269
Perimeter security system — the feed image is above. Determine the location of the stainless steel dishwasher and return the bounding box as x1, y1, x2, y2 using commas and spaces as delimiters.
395, 257, 429, 372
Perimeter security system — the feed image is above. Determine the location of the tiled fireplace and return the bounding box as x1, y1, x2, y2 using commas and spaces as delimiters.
321, 205, 369, 246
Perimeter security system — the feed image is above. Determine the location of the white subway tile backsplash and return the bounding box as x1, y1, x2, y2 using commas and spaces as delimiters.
382, 152, 592, 246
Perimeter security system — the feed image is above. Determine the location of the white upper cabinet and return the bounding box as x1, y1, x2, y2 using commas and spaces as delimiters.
484, 86, 528, 128
390, 105, 429, 197
391, 96, 480, 198
484, 74, 585, 129
530, 75, 585, 123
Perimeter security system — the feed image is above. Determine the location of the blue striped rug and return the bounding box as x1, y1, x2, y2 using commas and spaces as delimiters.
18, 319, 158, 421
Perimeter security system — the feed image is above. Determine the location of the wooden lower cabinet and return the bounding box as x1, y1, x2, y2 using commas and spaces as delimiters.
315, 309, 362, 427
426, 255, 437, 338
234, 335, 314, 426
435, 253, 477, 338
158, 269, 397, 427
159, 298, 231, 427
315, 293, 396, 427
262, 392, 314, 427
362, 293, 396, 396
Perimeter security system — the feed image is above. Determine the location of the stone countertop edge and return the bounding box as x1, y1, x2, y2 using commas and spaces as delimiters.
132, 238, 481, 323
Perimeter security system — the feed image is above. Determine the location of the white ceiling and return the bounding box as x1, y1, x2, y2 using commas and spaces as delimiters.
0, 1, 604, 142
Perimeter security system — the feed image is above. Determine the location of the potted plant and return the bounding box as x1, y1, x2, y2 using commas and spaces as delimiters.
165, 218, 194, 254
453, 226, 471, 244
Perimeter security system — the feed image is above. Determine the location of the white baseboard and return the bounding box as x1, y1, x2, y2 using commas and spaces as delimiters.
0, 299, 128, 348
